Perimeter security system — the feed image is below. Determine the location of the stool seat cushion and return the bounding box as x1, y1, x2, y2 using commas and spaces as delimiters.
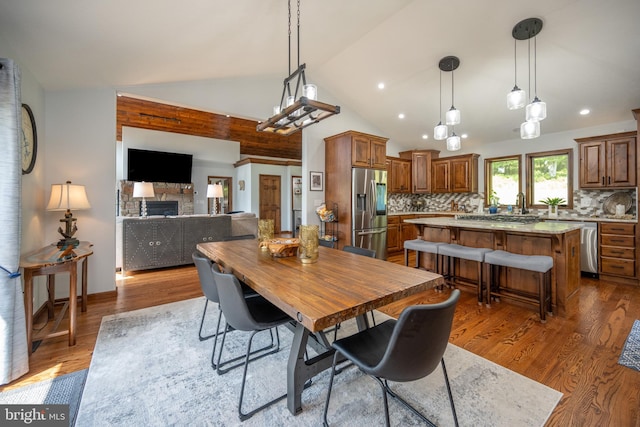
438, 244, 493, 262
485, 250, 553, 273
403, 239, 446, 254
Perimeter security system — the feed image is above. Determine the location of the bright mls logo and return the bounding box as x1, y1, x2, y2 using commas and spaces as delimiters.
1, 405, 68, 426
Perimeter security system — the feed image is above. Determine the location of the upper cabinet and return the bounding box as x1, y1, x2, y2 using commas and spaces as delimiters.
348, 132, 388, 169
575, 131, 636, 188
431, 153, 479, 193
399, 149, 440, 193
386, 156, 411, 193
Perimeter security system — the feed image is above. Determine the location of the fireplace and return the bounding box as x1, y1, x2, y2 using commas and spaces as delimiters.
144, 201, 179, 216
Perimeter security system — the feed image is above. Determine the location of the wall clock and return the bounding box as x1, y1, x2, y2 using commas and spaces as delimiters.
21, 103, 37, 175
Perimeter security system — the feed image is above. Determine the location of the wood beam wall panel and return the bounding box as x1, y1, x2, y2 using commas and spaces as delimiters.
116, 96, 302, 160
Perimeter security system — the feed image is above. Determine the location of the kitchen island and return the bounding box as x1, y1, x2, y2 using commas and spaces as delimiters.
405, 216, 582, 316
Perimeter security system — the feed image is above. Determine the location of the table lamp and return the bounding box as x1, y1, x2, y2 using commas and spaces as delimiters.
47, 181, 91, 248
133, 182, 155, 218
207, 183, 224, 215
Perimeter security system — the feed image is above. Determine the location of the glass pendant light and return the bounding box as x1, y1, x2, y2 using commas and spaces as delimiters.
520, 120, 540, 139
434, 68, 448, 140
507, 40, 526, 110
445, 62, 460, 125
447, 132, 461, 151
525, 35, 546, 121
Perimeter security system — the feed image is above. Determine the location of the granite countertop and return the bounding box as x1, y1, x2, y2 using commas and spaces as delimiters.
404, 216, 584, 234
390, 211, 637, 223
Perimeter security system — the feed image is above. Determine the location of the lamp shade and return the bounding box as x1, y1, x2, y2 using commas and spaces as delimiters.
46, 181, 91, 211
445, 106, 460, 126
520, 120, 540, 139
446, 133, 461, 151
526, 97, 547, 121
207, 183, 224, 198
434, 122, 448, 140
507, 86, 526, 110
133, 182, 155, 198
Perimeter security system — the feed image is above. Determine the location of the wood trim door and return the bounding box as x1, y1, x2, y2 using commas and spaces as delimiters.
259, 174, 282, 234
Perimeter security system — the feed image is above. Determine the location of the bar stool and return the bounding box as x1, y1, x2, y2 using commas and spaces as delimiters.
438, 243, 493, 305
484, 250, 553, 322
403, 239, 446, 272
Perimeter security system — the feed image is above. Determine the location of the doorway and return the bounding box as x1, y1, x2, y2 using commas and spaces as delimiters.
208, 176, 233, 214
259, 174, 281, 234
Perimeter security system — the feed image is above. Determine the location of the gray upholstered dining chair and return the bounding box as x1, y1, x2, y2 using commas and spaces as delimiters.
342, 245, 376, 258
192, 251, 273, 374
323, 290, 461, 427
212, 266, 292, 421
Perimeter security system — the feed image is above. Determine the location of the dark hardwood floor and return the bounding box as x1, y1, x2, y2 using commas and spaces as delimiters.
2, 251, 640, 426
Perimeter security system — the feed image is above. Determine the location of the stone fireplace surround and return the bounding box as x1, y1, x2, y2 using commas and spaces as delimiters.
119, 181, 194, 217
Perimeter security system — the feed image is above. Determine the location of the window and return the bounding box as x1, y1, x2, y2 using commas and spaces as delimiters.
484, 155, 521, 206
525, 149, 573, 208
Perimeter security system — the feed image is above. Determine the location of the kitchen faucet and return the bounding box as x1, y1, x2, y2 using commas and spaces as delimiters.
517, 192, 528, 214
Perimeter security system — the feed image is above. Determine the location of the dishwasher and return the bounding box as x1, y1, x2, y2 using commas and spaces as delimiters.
547, 220, 598, 277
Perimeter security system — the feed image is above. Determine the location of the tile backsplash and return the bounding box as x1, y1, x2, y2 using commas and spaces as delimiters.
388, 188, 637, 218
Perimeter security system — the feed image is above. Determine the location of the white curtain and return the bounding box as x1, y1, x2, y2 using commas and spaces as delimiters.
0, 58, 29, 384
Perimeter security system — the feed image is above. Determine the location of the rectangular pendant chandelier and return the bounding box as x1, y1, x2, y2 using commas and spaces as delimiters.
256, 64, 340, 136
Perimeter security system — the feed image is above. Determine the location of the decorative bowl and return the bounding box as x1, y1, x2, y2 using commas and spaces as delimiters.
266, 238, 300, 258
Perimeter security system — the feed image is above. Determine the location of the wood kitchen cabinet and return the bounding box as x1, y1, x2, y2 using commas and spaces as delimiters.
431, 153, 479, 193
325, 130, 389, 250
575, 131, 636, 188
399, 149, 440, 193
599, 222, 636, 283
387, 216, 400, 252
387, 156, 411, 193
326, 130, 388, 169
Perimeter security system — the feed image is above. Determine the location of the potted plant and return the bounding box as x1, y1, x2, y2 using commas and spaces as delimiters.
489, 190, 499, 214
539, 197, 566, 218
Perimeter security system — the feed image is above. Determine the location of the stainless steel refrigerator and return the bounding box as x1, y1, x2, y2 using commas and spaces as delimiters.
351, 167, 387, 260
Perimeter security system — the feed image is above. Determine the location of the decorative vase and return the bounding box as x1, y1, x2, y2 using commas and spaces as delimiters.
298, 225, 319, 264
489, 205, 498, 214
548, 205, 558, 218
258, 219, 274, 249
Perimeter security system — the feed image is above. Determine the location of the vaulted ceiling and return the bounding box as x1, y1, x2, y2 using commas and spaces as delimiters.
1, 0, 638, 151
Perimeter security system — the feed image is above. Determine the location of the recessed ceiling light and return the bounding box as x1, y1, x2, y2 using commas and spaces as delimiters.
377, 82, 385, 90
579, 109, 590, 115
461, 133, 468, 139
422, 134, 429, 139
398, 113, 405, 119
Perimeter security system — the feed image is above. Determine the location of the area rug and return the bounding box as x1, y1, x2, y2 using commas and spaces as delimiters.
619, 319, 640, 372
0, 369, 87, 426
76, 298, 562, 426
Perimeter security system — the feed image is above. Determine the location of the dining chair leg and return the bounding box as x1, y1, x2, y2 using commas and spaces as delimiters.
441, 358, 459, 427
215, 324, 279, 374
322, 351, 340, 427
199, 299, 225, 341
238, 327, 288, 421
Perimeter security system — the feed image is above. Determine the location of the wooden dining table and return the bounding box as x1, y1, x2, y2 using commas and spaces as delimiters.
197, 238, 444, 415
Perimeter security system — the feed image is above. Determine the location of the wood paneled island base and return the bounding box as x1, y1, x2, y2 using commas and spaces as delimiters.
405, 217, 582, 317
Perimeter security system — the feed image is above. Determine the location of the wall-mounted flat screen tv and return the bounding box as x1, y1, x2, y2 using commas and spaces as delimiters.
127, 148, 193, 184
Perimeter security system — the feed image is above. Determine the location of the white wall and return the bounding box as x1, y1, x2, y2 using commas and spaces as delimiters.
119, 127, 240, 214
45, 88, 117, 295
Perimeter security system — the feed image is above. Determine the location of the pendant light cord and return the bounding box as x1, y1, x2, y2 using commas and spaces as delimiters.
527, 37, 531, 101
533, 35, 538, 98
439, 69, 443, 121
297, 0, 300, 69
450, 61, 455, 107
287, 0, 291, 76
513, 39, 517, 86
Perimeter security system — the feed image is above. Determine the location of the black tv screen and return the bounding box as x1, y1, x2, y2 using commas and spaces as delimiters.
127, 148, 193, 184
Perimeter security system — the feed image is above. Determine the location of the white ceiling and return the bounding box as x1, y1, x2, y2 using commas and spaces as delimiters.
1, 0, 639, 151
